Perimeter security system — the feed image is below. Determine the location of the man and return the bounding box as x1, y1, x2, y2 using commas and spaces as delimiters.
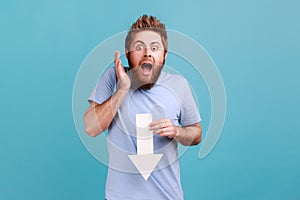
84, 15, 202, 200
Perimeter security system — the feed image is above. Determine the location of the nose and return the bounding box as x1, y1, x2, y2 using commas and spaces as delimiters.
144, 48, 152, 57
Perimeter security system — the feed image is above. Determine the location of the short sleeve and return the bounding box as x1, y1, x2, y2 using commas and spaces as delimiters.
88, 67, 117, 104
178, 78, 201, 126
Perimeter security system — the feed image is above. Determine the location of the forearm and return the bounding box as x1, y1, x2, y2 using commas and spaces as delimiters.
84, 88, 128, 137
174, 123, 202, 146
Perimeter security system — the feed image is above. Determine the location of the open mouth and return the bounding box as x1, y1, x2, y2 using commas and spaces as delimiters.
141, 63, 152, 75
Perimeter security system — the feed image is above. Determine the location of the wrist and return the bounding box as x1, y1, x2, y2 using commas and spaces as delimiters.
117, 87, 129, 94
173, 126, 180, 140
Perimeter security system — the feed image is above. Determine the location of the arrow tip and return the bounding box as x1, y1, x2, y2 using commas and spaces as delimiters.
128, 154, 163, 181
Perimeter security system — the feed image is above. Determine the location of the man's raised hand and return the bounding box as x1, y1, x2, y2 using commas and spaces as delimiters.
114, 51, 131, 91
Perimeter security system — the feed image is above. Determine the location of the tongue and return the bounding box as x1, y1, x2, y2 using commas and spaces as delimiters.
141, 63, 152, 75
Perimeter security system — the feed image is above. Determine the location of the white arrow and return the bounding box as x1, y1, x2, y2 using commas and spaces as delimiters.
128, 114, 163, 181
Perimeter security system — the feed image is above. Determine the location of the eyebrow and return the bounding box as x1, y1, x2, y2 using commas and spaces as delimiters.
133, 40, 161, 46
133, 40, 145, 45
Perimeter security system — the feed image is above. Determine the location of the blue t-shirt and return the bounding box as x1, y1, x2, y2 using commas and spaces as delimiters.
89, 67, 201, 200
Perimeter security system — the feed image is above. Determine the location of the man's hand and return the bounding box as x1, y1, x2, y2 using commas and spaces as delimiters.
149, 119, 202, 146
114, 51, 131, 91
149, 119, 178, 139
84, 51, 131, 137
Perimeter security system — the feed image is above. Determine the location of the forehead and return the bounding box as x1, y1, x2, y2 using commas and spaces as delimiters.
131, 31, 162, 44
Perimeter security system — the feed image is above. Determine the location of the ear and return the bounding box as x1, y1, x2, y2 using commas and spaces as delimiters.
164, 51, 168, 60
125, 50, 129, 59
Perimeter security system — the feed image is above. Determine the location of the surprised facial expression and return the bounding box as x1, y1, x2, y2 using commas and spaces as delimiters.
126, 31, 167, 90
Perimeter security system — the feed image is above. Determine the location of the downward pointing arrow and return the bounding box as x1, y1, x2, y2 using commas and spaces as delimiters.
128, 154, 162, 181
128, 114, 163, 181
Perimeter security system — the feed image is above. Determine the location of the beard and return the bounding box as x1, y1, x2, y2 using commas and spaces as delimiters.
127, 53, 165, 90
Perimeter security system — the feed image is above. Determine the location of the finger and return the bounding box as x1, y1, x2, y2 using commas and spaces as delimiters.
114, 51, 123, 68
114, 51, 119, 68
114, 51, 126, 78
159, 131, 175, 138
155, 127, 173, 134
149, 123, 166, 130
116, 59, 124, 73
114, 51, 120, 61
149, 119, 168, 128
115, 51, 121, 65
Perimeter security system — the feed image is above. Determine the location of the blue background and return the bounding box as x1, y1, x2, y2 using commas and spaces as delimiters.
1, 0, 299, 199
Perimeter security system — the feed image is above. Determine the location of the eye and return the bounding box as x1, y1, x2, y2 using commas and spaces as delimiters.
151, 45, 159, 52
135, 44, 144, 51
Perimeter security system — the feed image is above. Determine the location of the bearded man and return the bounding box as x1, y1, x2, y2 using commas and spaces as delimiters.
84, 15, 202, 200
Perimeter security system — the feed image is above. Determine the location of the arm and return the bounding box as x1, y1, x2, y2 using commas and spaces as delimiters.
84, 89, 129, 137
84, 51, 130, 137
175, 123, 202, 146
149, 120, 202, 146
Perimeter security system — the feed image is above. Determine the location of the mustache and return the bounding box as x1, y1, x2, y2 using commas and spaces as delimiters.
126, 52, 166, 68
140, 58, 153, 64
